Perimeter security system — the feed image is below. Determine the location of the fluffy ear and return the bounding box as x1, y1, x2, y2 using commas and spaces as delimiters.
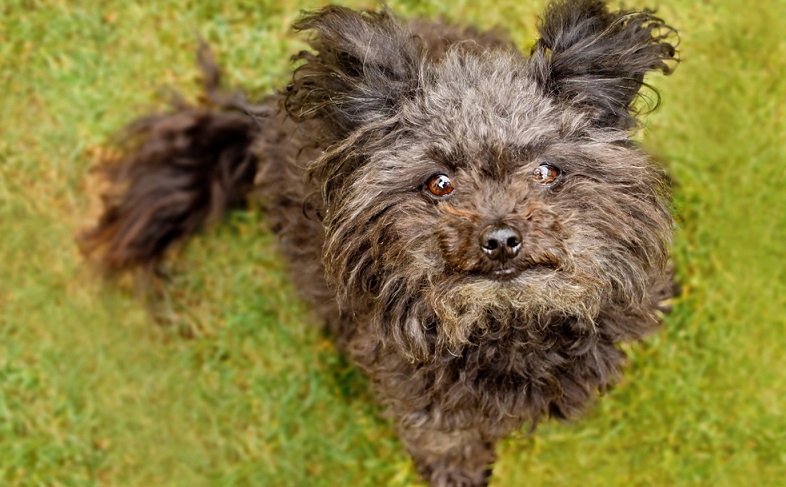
531, 0, 678, 129
285, 6, 423, 141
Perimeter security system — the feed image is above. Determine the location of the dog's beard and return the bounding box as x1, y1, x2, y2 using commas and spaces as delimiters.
427, 269, 603, 352
362, 246, 609, 361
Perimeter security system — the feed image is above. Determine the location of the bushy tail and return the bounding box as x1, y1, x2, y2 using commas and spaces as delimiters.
79, 46, 262, 276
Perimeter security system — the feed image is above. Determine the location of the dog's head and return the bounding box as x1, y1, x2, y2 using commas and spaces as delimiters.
287, 0, 678, 360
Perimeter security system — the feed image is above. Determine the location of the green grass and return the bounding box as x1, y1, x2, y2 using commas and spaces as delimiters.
1, 0, 785, 485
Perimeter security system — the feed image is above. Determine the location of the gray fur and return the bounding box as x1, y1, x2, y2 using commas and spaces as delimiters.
81, 1, 678, 485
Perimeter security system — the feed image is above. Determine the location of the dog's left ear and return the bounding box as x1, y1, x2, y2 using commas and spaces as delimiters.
531, 0, 678, 129
286, 6, 422, 141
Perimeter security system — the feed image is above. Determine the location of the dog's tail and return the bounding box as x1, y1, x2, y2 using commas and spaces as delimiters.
79, 45, 264, 276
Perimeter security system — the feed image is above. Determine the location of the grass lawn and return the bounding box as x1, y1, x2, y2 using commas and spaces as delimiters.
1, 0, 785, 485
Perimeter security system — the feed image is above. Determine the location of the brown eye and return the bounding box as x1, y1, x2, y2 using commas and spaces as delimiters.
532, 164, 561, 186
427, 174, 454, 197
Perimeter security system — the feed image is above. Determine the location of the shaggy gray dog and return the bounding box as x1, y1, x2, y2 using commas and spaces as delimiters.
81, 1, 678, 485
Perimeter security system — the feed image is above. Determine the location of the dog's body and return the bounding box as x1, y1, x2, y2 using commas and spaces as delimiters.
81, 1, 677, 485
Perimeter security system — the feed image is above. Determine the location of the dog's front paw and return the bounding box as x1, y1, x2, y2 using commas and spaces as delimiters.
427, 467, 492, 487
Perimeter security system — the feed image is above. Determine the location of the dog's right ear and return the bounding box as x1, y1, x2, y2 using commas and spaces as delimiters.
286, 6, 422, 141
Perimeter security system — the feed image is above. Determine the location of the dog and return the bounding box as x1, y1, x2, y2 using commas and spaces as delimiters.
80, 1, 678, 485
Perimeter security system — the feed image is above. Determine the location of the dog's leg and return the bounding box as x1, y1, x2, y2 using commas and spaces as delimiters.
355, 343, 506, 486
397, 420, 500, 487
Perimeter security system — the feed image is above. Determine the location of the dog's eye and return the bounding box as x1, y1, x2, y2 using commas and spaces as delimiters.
426, 174, 454, 197
532, 164, 561, 186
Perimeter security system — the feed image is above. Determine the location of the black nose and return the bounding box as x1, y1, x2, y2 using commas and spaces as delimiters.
479, 223, 522, 262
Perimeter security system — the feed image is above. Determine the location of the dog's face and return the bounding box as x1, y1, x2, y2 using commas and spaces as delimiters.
288, 5, 677, 359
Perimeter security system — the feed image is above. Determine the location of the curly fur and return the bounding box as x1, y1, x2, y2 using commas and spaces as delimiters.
80, 1, 678, 485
